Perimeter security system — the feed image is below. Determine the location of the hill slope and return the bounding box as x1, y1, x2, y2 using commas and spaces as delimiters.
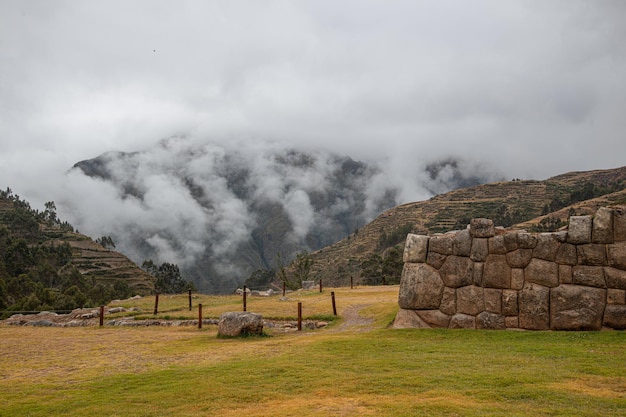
309, 166, 626, 285
0, 189, 154, 314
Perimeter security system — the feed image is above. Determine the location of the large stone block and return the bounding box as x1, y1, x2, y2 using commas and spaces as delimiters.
416, 310, 451, 328
607, 288, 626, 305
426, 252, 447, 269
502, 289, 518, 316
592, 207, 614, 244
456, 285, 484, 315
476, 311, 506, 330
430, 234, 454, 255
453, 229, 472, 257
550, 285, 606, 330
511, 268, 525, 290
577, 244, 607, 266
525, 258, 559, 288
393, 309, 430, 329
473, 262, 484, 286
518, 232, 537, 249
559, 264, 573, 284
505, 316, 519, 328
440, 287, 457, 315
398, 263, 444, 310
484, 288, 502, 313
614, 208, 626, 241
568, 216, 592, 244
519, 283, 550, 330
503, 232, 519, 252
403, 234, 429, 263
533, 233, 561, 261
218, 312, 264, 337
439, 255, 474, 288
488, 235, 508, 254
449, 313, 476, 329
603, 305, 626, 329
506, 248, 533, 268
555, 243, 577, 265
607, 241, 626, 270
483, 254, 511, 289
605, 267, 626, 290
572, 266, 606, 288
470, 218, 495, 238
470, 238, 489, 262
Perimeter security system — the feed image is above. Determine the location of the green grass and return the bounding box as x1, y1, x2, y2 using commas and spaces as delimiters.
1, 287, 625, 416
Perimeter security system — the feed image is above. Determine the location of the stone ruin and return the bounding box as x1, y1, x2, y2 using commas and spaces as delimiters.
393, 206, 626, 331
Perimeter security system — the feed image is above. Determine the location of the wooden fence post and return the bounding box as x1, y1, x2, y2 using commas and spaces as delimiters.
243, 285, 247, 312
331, 291, 337, 316
153, 293, 159, 315
188, 289, 192, 311
283, 282, 286, 297
319, 279, 323, 293
198, 303, 203, 329
350, 276, 353, 289
297, 302, 302, 331
99, 305, 104, 327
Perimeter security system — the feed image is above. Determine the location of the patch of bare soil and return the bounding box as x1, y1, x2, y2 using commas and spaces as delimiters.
334, 304, 375, 332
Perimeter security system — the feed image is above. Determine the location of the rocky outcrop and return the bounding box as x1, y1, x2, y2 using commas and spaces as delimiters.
394, 206, 626, 330
217, 312, 264, 337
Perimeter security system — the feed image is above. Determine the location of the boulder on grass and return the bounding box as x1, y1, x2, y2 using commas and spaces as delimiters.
218, 312, 264, 337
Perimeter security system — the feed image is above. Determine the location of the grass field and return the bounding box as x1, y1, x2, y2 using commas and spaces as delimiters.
1, 286, 625, 416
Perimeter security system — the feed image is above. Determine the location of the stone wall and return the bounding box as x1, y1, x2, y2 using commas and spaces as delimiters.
393, 207, 626, 330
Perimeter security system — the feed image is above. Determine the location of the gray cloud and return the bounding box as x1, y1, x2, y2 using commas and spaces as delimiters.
1, 1, 625, 211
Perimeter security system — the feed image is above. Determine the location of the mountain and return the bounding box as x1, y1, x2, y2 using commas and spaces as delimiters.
308, 166, 626, 285
69, 139, 495, 293
0, 189, 154, 315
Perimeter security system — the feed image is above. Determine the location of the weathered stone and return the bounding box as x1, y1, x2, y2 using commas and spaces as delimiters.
439, 255, 474, 288
568, 216, 592, 244
550, 285, 606, 330
430, 234, 454, 255
592, 207, 614, 244
533, 233, 561, 261
503, 232, 519, 252
488, 235, 508, 254
603, 305, 626, 329
453, 229, 472, 257
518, 232, 537, 249
473, 262, 484, 286
554, 231, 568, 243
398, 263, 444, 310
559, 264, 573, 284
572, 266, 606, 288
470, 238, 489, 262
607, 288, 626, 305
456, 285, 484, 316
577, 244, 607, 266
416, 310, 451, 328
470, 218, 495, 238
392, 309, 430, 329
484, 288, 502, 313
607, 241, 626, 270
449, 313, 476, 329
440, 287, 457, 315
502, 289, 518, 316
511, 268, 525, 290
525, 258, 559, 288
426, 252, 447, 269
483, 254, 511, 289
614, 208, 626, 242
604, 267, 626, 290
519, 283, 550, 330
476, 311, 506, 330
506, 249, 533, 268
505, 316, 519, 328
555, 243, 577, 265
218, 312, 264, 337
403, 234, 429, 263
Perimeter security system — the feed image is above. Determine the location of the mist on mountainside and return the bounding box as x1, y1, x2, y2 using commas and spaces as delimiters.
63, 138, 500, 293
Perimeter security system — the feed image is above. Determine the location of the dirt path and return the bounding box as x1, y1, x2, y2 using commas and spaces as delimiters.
334, 304, 375, 332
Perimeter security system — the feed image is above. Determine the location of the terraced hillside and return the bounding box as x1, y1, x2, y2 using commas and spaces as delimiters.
309, 166, 626, 285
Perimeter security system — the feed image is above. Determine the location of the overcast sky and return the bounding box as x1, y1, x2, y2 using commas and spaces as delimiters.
1, 0, 625, 210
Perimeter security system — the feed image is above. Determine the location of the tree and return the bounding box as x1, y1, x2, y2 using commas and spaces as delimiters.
142, 260, 196, 294
291, 251, 314, 283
